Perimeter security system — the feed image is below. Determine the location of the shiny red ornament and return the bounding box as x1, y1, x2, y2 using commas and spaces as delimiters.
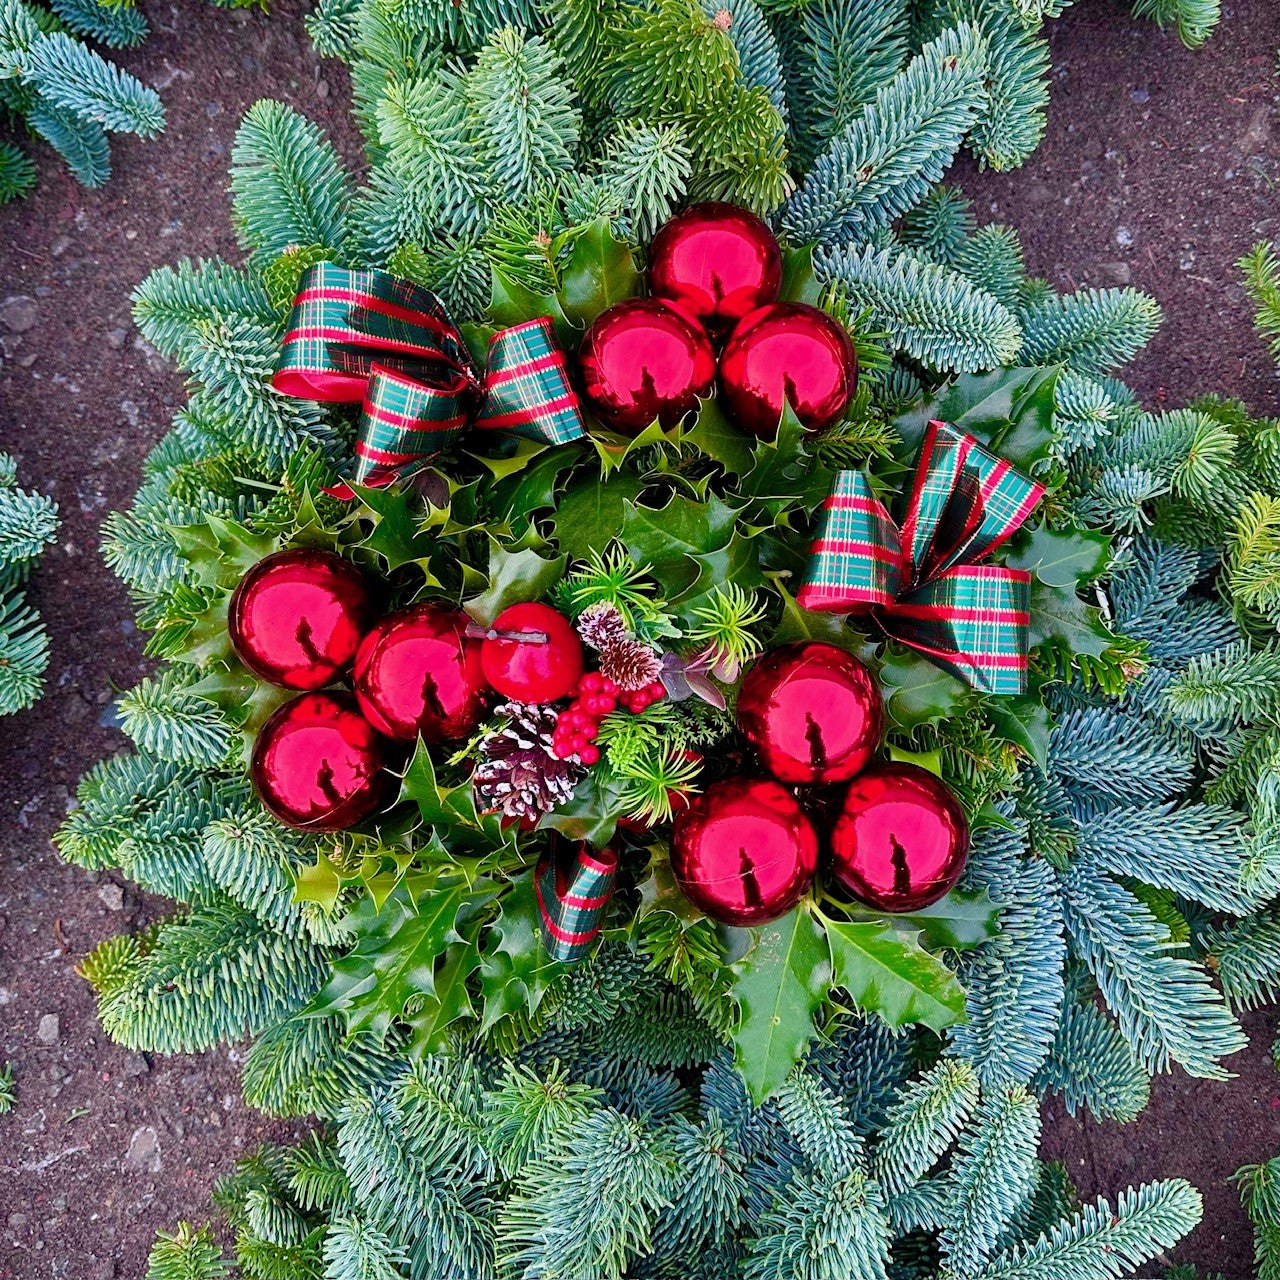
353, 604, 488, 742
228, 548, 376, 690
829, 763, 969, 912
647, 202, 782, 338
251, 691, 392, 830
480, 602, 584, 704
670, 777, 819, 926
718, 302, 857, 439
737, 643, 883, 785
578, 297, 716, 434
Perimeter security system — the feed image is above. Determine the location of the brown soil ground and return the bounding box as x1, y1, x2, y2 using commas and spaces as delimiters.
0, 0, 1278, 1275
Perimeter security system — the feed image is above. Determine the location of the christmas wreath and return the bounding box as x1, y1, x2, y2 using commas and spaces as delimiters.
56, 3, 1280, 1277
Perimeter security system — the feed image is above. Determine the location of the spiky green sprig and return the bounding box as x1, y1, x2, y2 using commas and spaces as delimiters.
144, 1222, 232, 1280
613, 742, 703, 825
684, 585, 766, 671
0, 1061, 14, 1114
556, 545, 674, 635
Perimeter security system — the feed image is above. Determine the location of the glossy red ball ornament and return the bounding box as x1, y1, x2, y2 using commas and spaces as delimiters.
480, 602, 584, 704
737, 643, 883, 785
251, 692, 392, 830
353, 604, 488, 743
578, 297, 717, 434
829, 764, 969, 912
228, 548, 376, 689
718, 302, 857, 439
670, 777, 819, 926
647, 202, 783, 338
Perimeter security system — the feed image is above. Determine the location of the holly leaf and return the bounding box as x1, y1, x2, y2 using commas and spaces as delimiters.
294, 852, 343, 913
842, 887, 1002, 952
171, 516, 277, 589
779, 244, 823, 306
770, 581, 857, 646
620, 492, 741, 601
470, 437, 550, 482
351, 484, 437, 573
551, 474, 645, 560
1004, 522, 1111, 590
876, 646, 969, 729
557, 218, 641, 332
1028, 580, 1114, 659
405, 937, 481, 1057
684, 397, 756, 477
488, 266, 574, 347
739, 405, 834, 513
895, 367, 1060, 472
985, 689, 1053, 770
478, 871, 560, 1033
730, 909, 833, 1105
306, 877, 472, 1042
538, 768, 630, 848
465, 540, 567, 625
400, 739, 512, 852
824, 918, 967, 1033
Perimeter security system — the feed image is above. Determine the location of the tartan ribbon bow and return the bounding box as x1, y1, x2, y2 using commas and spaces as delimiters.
535, 842, 617, 964
272, 262, 586, 489
797, 421, 1045, 696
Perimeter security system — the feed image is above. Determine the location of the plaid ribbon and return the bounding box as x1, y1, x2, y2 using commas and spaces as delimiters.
535, 842, 617, 964
797, 421, 1045, 695
272, 263, 586, 490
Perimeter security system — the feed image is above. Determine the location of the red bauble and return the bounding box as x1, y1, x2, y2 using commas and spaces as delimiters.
737, 643, 882, 785
353, 604, 488, 743
647, 202, 782, 338
829, 764, 969, 912
578, 297, 717, 434
718, 302, 857, 439
228, 548, 376, 689
480, 602, 584, 704
251, 692, 391, 830
670, 777, 819, 926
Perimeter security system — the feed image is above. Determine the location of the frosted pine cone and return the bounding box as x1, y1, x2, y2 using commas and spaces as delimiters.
576, 601, 663, 693
472, 702, 583, 821
576, 602, 629, 651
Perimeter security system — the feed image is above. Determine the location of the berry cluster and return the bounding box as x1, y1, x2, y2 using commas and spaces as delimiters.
551, 672, 667, 764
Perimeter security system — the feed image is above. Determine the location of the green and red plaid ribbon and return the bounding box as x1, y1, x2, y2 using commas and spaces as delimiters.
272, 262, 585, 491
535, 842, 617, 964
797, 421, 1045, 696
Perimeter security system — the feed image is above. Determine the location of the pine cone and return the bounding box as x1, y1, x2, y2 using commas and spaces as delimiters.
577, 601, 663, 692
577, 602, 629, 651
472, 702, 583, 821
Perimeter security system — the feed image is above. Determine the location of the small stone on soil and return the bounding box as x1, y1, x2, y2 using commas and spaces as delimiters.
123, 1126, 161, 1174
97, 883, 124, 911
37, 1013, 60, 1044
1, 295, 38, 333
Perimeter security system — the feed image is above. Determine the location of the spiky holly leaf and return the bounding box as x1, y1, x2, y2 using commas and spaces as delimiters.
770, 581, 858, 647
350, 483, 445, 576
538, 767, 630, 848
185, 663, 294, 763
558, 217, 642, 331
730, 908, 832, 1105
842, 888, 1001, 952
488, 266, 574, 347
877, 645, 970, 729
1028, 580, 1114, 660
305, 875, 473, 1043
684, 397, 756, 477
824, 918, 967, 1033
1004, 521, 1111, 590
294, 852, 343, 913
551, 474, 645, 560
400, 739, 515, 856
172, 515, 277, 589
986, 687, 1053, 770
779, 244, 822, 306
478, 870, 559, 1033
465, 539, 567, 624
895, 367, 1059, 472
405, 936, 481, 1057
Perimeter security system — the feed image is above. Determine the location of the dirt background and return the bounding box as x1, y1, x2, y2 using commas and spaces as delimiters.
1, 0, 1279, 1275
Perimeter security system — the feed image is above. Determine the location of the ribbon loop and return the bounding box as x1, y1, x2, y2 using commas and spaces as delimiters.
273, 262, 586, 489
535, 843, 617, 964
798, 421, 1045, 696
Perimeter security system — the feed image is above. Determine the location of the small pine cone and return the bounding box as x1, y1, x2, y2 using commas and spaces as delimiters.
598, 635, 663, 694
472, 702, 583, 821
577, 602, 629, 652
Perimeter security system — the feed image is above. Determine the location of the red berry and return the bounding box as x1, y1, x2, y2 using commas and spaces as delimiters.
600, 677, 619, 697
571, 733, 590, 753
580, 744, 601, 766
597, 695, 617, 714
646, 681, 666, 700
480, 603, 584, 704
567, 710, 586, 730
553, 740, 574, 760
580, 672, 602, 693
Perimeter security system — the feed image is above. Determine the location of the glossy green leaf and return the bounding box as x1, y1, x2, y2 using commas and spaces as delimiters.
294, 852, 343, 913
551, 474, 645, 560
824, 918, 967, 1033
465, 540, 567, 625
730, 909, 832, 1105
985, 689, 1053, 770
172, 515, 277, 589
558, 218, 642, 332
405, 938, 480, 1057
488, 266, 574, 346
538, 768, 629, 848
1004, 521, 1111, 589
1028, 580, 1114, 659
877, 646, 970, 729
843, 887, 1001, 952
779, 244, 823, 306
478, 872, 560, 1033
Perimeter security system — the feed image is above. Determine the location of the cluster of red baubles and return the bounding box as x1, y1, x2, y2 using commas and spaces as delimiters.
550, 673, 666, 766
578, 203, 857, 441
670, 642, 970, 925
229, 549, 587, 831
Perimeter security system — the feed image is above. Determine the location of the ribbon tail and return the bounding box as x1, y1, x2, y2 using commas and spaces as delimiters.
535, 843, 617, 963
473, 318, 587, 447
797, 470, 903, 612
349, 365, 469, 488
882, 564, 1033, 696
